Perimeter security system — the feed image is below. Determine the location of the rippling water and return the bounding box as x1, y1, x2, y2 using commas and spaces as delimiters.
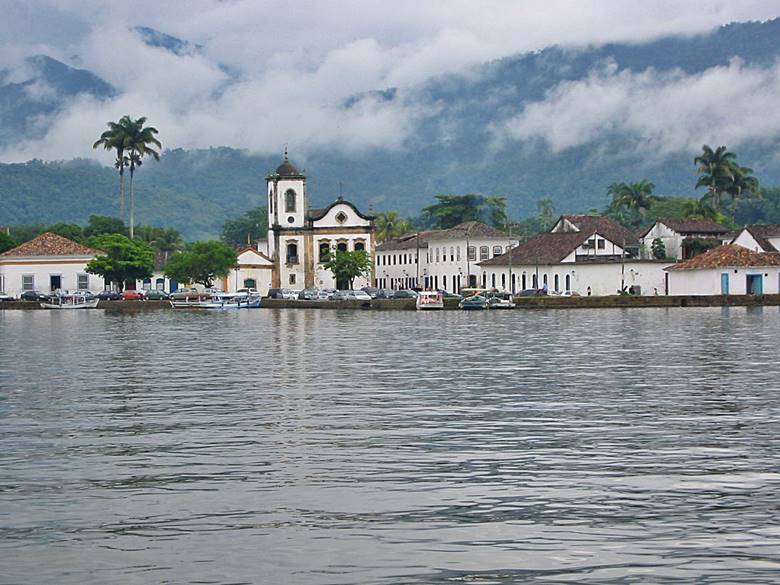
1, 307, 779, 584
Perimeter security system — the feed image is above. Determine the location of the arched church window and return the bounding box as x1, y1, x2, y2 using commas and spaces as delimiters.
354, 241, 365, 251
337, 242, 348, 252
319, 241, 330, 263
286, 243, 298, 264
285, 189, 297, 213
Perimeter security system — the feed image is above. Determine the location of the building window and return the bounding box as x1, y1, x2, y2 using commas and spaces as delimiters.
77, 273, 89, 290
335, 211, 348, 224
491, 273, 496, 288
480, 246, 489, 261
554, 274, 560, 291
142, 277, 152, 291
543, 274, 548, 285
354, 241, 365, 251
244, 278, 256, 288
501, 273, 506, 289
156, 278, 165, 290
436, 248, 440, 263
289, 274, 296, 285
597, 239, 606, 249
522, 273, 527, 289
0, 274, 5, 293
286, 242, 299, 264
456, 246, 461, 261
565, 274, 571, 291
585, 238, 596, 249
468, 246, 476, 261
337, 242, 348, 252
319, 241, 330, 263
482, 273, 486, 287
493, 245, 502, 256
285, 189, 296, 213
450, 247, 454, 261
22, 275, 34, 291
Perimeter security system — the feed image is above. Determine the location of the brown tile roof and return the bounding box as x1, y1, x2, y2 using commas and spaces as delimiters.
430, 221, 507, 240
557, 215, 638, 246
479, 232, 589, 266
667, 244, 780, 270
643, 218, 729, 237
743, 224, 780, 252
376, 232, 433, 251
0, 232, 100, 258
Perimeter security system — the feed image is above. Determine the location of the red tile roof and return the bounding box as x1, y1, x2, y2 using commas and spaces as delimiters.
642, 218, 728, 237
667, 244, 780, 270
0, 232, 101, 257
557, 215, 638, 246
479, 232, 589, 266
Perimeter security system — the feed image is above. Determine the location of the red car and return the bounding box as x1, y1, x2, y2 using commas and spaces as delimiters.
121, 290, 144, 301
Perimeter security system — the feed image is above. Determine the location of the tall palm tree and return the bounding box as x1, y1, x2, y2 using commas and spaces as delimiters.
374, 210, 411, 242
153, 227, 184, 263
694, 145, 737, 212
123, 117, 161, 239
93, 119, 131, 219
607, 179, 657, 225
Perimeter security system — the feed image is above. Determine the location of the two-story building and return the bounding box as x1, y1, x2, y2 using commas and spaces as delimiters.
640, 218, 730, 259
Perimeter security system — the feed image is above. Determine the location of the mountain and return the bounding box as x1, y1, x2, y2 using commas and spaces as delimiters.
2, 19, 780, 238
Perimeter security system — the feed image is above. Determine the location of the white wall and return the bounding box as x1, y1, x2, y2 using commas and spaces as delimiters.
0, 257, 99, 297
641, 223, 683, 259
668, 267, 780, 295
312, 203, 371, 228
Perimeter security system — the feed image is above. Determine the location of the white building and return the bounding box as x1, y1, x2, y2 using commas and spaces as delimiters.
730, 224, 780, 254
0, 232, 103, 297
224, 246, 275, 294
265, 154, 375, 290
665, 244, 780, 295
375, 222, 518, 293
640, 218, 730, 260
479, 229, 671, 296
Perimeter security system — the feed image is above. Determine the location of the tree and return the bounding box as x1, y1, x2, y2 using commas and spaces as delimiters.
93, 117, 130, 219
84, 233, 155, 291
694, 145, 758, 213
324, 249, 371, 290
422, 194, 507, 229
651, 237, 667, 260
46, 223, 83, 241
164, 241, 237, 288
152, 227, 184, 264
123, 116, 162, 239
221, 206, 268, 247
83, 215, 128, 238
374, 210, 411, 242
607, 180, 657, 227
0, 232, 16, 254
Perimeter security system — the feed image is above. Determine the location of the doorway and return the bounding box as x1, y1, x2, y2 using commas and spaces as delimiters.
746, 274, 763, 295
49, 274, 62, 292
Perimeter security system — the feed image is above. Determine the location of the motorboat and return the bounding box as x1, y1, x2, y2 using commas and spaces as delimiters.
170, 291, 261, 310
40, 291, 99, 309
485, 291, 516, 309
458, 294, 488, 310
416, 290, 444, 310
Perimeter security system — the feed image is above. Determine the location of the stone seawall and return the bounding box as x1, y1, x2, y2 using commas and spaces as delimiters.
2, 295, 779, 311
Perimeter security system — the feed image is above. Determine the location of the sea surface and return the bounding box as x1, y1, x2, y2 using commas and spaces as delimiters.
1, 307, 779, 584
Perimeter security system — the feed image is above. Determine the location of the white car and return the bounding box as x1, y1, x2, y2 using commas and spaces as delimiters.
351, 290, 371, 301
560, 290, 581, 297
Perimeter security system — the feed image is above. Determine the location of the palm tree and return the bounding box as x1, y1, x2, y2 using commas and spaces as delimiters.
607, 179, 657, 226
682, 198, 719, 221
123, 117, 161, 239
153, 227, 184, 263
93, 119, 131, 219
374, 210, 411, 242
694, 145, 738, 213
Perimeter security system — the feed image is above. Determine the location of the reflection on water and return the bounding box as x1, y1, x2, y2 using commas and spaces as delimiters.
1, 307, 780, 584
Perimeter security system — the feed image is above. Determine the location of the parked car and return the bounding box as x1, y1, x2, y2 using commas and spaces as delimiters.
267, 288, 298, 300
144, 289, 169, 300
20, 290, 49, 301
361, 286, 380, 299
392, 289, 418, 299
438, 289, 463, 299
170, 288, 203, 301
374, 289, 396, 299
319, 288, 336, 300
121, 290, 144, 301
298, 288, 320, 300
74, 289, 95, 299
96, 290, 122, 301
518, 288, 547, 297
0, 293, 15, 302
560, 290, 581, 297
332, 290, 371, 301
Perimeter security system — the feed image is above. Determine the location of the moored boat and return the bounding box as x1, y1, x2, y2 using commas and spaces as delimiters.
40, 292, 99, 309
458, 294, 488, 310
170, 291, 261, 310
416, 290, 444, 310
485, 291, 516, 309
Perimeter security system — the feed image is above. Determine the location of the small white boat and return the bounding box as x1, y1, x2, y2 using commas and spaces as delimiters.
486, 292, 516, 309
170, 291, 261, 310
40, 292, 99, 309
416, 290, 444, 310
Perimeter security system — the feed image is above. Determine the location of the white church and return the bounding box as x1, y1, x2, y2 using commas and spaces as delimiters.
224, 153, 375, 293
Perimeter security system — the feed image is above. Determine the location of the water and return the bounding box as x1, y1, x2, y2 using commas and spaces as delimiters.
1, 307, 779, 584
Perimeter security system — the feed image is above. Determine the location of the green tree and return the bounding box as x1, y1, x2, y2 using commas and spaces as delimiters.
0, 232, 16, 253
694, 144, 758, 213
83, 215, 128, 238
422, 194, 507, 229
164, 241, 237, 288
221, 206, 268, 247
324, 249, 371, 290
93, 117, 130, 219
123, 116, 162, 239
46, 223, 83, 241
84, 233, 155, 291
374, 210, 411, 242
606, 179, 657, 227
651, 237, 667, 260
152, 227, 184, 263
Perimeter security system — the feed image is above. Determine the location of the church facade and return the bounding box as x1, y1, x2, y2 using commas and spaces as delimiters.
263, 155, 375, 291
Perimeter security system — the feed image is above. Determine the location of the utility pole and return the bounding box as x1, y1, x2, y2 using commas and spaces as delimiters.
507, 221, 513, 294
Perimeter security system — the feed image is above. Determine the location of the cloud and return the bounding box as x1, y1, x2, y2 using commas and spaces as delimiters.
1, 0, 780, 162
493, 58, 780, 158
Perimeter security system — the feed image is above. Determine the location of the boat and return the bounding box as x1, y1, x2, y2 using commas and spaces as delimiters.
40, 291, 99, 309
458, 294, 489, 310
485, 291, 516, 309
416, 290, 444, 310
170, 291, 261, 310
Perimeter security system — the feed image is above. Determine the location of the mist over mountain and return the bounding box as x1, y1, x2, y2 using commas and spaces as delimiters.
2, 19, 780, 239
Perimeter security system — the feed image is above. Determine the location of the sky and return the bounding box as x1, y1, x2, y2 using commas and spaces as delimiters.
1, 0, 780, 163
